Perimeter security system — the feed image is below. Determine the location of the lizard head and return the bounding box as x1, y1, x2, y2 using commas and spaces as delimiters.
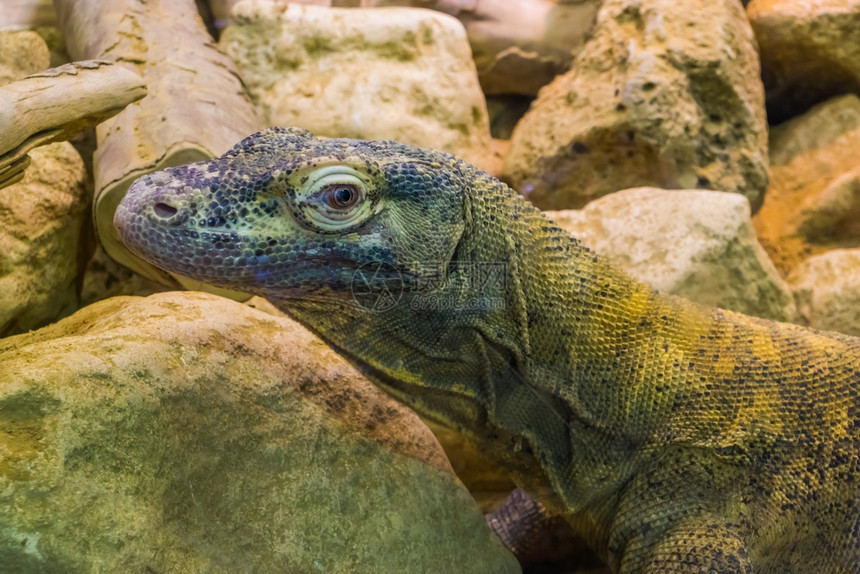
116, 127, 577, 486
114, 126, 534, 431
114, 126, 472, 304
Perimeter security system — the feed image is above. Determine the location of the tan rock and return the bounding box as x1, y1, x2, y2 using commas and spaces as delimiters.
463, 0, 599, 96
546, 188, 797, 322
0, 30, 49, 85
502, 0, 769, 211
0, 4, 70, 68
747, 0, 860, 123
244, 296, 518, 512
421, 418, 516, 512
791, 166, 860, 243
0, 292, 520, 573
350, 0, 600, 96
769, 93, 860, 167
220, 1, 496, 172
789, 249, 860, 336
0, 142, 89, 337
753, 94, 860, 274
79, 245, 167, 308
32, 26, 71, 68
0, 0, 57, 29
217, 0, 597, 96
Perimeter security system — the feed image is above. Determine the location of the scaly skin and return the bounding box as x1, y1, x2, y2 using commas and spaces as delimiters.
114, 127, 860, 573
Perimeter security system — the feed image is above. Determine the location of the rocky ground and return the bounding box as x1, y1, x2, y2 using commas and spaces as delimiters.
1, 0, 859, 572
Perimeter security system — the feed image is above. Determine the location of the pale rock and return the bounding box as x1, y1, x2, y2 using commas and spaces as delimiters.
79, 245, 167, 308
33, 26, 71, 69
747, 0, 860, 123
463, 0, 599, 96
754, 94, 860, 274
0, 0, 57, 29
209, 0, 329, 29
791, 167, 860, 244
546, 188, 798, 322
421, 418, 516, 512
351, 0, 600, 96
0, 4, 71, 70
216, 0, 598, 97
0, 142, 89, 337
220, 1, 496, 172
789, 249, 860, 336
502, 0, 769, 211
243, 297, 519, 512
769, 93, 860, 167
0, 292, 520, 574
0, 30, 49, 84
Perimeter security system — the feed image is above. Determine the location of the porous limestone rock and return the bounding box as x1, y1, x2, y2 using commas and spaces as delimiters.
790, 167, 860, 244
78, 245, 167, 308
244, 297, 519, 513
747, 0, 860, 123
789, 249, 860, 337
349, 0, 600, 96
754, 94, 860, 274
0, 292, 520, 574
421, 418, 516, 512
503, 0, 769, 211
768, 93, 860, 167
546, 188, 797, 322
0, 142, 89, 337
216, 0, 597, 96
458, 0, 599, 96
0, 30, 49, 84
220, 1, 496, 172
0, 0, 57, 29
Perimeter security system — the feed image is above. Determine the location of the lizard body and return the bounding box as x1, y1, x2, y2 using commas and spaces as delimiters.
114, 127, 860, 573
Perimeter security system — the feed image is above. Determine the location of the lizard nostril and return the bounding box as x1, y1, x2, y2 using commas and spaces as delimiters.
153, 202, 178, 218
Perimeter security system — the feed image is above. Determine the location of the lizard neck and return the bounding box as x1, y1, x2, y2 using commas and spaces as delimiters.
455, 176, 671, 513
282, 171, 696, 519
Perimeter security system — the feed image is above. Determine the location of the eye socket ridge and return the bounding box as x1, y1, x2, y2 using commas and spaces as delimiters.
298, 166, 376, 231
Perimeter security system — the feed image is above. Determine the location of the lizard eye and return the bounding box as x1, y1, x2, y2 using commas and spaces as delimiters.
323, 183, 360, 209
297, 166, 376, 231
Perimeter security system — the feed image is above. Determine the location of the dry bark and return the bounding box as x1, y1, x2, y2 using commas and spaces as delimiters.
0, 60, 145, 190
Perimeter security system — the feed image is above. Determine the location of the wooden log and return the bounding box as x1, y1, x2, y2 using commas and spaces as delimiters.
55, 0, 265, 289
0, 60, 146, 189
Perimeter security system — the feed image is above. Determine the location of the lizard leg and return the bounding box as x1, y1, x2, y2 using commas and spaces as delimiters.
619, 518, 753, 574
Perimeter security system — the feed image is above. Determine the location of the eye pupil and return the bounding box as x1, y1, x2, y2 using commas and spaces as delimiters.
327, 184, 359, 208
335, 187, 353, 204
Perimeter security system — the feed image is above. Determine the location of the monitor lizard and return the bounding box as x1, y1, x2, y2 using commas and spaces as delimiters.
114, 127, 860, 573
